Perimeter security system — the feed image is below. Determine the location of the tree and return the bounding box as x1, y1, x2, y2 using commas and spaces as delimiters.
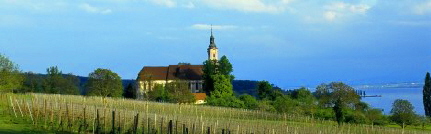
147, 84, 169, 101
123, 83, 136, 99
257, 81, 273, 100
43, 66, 63, 93
290, 87, 317, 115
165, 80, 195, 103
218, 55, 234, 81
390, 99, 416, 128
42, 66, 79, 95
366, 108, 385, 127
239, 94, 258, 109
0, 54, 24, 93
210, 74, 233, 98
315, 82, 360, 125
62, 74, 80, 95
273, 95, 299, 114
202, 60, 217, 94
206, 95, 245, 108
22, 72, 43, 93
86, 68, 123, 97
423, 72, 431, 117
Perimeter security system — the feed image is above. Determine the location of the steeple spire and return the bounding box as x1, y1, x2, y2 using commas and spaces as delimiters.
207, 24, 219, 61
209, 25, 216, 48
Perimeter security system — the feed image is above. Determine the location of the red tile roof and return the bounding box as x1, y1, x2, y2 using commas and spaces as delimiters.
137, 65, 203, 81
192, 93, 207, 100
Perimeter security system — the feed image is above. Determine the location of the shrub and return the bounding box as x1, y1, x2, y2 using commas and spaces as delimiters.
239, 94, 258, 109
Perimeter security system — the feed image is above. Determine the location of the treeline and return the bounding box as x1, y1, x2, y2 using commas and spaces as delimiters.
0, 54, 136, 99
198, 55, 427, 129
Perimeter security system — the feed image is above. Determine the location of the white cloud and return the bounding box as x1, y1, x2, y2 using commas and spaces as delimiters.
79, 3, 112, 14
190, 24, 238, 30
148, 0, 176, 8
201, 0, 286, 13
324, 11, 337, 21
322, 2, 371, 21
413, 0, 431, 15
183, 2, 195, 9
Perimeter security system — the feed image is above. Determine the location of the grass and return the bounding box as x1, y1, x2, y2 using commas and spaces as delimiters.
0, 101, 53, 134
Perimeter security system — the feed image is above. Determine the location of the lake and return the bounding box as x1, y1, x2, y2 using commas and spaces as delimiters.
360, 88, 424, 115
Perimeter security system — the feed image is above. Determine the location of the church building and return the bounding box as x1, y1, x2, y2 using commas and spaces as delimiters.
136, 29, 219, 102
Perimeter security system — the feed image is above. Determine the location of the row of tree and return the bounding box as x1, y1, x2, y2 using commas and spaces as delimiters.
198, 55, 426, 128
0, 53, 131, 98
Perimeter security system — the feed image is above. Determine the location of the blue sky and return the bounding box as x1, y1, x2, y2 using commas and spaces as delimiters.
1, 0, 430, 88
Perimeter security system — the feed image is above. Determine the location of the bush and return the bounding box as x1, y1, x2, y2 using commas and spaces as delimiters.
206, 96, 245, 108
273, 95, 300, 114
315, 108, 335, 120
239, 94, 258, 109
344, 110, 367, 124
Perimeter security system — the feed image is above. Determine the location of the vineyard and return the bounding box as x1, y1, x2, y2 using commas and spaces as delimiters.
1, 93, 429, 134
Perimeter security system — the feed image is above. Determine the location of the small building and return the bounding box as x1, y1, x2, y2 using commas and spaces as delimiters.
192, 93, 207, 104
136, 28, 219, 102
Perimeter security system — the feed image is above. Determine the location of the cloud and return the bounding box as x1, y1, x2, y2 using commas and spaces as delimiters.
183, 2, 195, 9
200, 0, 287, 13
324, 11, 337, 21
190, 24, 238, 30
413, 0, 431, 15
322, 2, 371, 21
148, 0, 176, 8
350, 4, 371, 14
79, 3, 112, 14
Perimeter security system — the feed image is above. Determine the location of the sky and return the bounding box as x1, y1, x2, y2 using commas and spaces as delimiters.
0, 0, 430, 88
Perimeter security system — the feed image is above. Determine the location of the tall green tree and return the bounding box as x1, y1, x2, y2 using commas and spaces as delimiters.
86, 68, 123, 97
390, 99, 417, 128
0, 54, 24, 93
210, 74, 233, 98
218, 55, 234, 81
202, 59, 217, 94
43, 66, 63, 94
423, 72, 431, 117
43, 66, 79, 95
315, 82, 360, 125
257, 81, 274, 100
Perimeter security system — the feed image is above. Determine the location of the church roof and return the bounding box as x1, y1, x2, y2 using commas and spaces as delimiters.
192, 93, 207, 100
137, 65, 203, 81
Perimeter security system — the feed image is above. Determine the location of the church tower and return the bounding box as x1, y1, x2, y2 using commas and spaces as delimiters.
207, 27, 218, 60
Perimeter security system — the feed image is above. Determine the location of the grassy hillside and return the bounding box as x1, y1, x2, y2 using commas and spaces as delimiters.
0, 95, 53, 134
1, 93, 430, 134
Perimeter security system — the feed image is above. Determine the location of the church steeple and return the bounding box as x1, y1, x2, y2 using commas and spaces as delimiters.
209, 25, 217, 48
207, 25, 218, 60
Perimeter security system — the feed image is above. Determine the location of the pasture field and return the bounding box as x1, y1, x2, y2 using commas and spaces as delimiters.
1, 93, 430, 134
